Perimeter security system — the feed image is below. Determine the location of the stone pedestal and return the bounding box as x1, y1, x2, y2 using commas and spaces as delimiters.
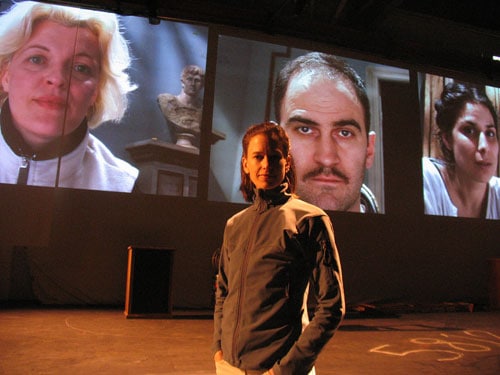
126, 138, 199, 196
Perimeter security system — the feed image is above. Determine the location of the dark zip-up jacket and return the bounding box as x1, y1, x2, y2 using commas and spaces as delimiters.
213, 188, 345, 375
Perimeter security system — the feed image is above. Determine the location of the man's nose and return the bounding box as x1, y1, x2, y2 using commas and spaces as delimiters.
313, 135, 340, 166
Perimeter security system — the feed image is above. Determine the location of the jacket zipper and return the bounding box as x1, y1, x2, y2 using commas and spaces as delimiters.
17, 155, 31, 185
232, 208, 261, 364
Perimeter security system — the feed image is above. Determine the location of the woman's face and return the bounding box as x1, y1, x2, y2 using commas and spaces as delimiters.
242, 133, 290, 191
446, 102, 499, 183
1, 20, 100, 149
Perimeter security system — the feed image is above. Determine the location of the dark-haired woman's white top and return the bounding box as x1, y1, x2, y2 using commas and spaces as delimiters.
423, 157, 500, 219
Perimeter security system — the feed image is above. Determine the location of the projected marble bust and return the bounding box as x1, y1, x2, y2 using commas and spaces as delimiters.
158, 65, 204, 149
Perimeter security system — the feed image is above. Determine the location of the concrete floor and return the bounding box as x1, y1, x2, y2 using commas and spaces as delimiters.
0, 307, 499, 374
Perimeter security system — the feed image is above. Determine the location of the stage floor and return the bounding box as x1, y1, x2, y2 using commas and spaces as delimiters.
0, 307, 499, 374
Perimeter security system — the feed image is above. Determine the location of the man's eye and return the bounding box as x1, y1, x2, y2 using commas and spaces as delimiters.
339, 129, 353, 137
296, 126, 312, 135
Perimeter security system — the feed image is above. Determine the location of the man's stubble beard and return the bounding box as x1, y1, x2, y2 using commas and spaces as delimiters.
296, 165, 365, 212
296, 183, 361, 212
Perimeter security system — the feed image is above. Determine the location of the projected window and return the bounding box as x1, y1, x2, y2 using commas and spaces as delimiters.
420, 73, 500, 219
208, 35, 411, 214
0, 0, 208, 195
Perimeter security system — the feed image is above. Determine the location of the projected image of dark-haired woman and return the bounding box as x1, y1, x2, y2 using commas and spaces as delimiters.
423, 81, 500, 219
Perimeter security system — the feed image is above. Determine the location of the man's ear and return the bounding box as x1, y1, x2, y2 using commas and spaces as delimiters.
365, 131, 376, 169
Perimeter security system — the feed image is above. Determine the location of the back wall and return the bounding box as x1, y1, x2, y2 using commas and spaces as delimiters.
1, 183, 498, 310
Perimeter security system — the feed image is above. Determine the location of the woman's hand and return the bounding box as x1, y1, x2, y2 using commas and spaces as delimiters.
214, 350, 223, 362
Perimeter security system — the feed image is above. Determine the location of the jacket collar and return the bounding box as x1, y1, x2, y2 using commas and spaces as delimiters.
0, 100, 88, 160
253, 183, 291, 212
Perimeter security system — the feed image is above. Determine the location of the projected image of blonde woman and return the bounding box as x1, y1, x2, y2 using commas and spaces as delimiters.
0, 1, 138, 192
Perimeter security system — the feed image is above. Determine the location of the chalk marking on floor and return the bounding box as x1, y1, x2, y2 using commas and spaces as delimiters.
369, 329, 498, 362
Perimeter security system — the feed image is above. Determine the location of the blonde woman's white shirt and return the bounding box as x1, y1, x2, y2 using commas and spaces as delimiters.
0, 129, 138, 192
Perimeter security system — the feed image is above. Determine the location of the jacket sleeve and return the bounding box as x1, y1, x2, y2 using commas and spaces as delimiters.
273, 215, 345, 375
212, 230, 229, 355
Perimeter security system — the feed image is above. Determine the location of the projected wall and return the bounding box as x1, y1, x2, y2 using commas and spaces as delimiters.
208, 35, 411, 214
420, 73, 500, 219
0, 0, 208, 196
12, 0, 499, 220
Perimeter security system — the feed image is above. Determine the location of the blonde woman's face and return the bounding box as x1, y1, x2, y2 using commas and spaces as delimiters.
0, 20, 100, 149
